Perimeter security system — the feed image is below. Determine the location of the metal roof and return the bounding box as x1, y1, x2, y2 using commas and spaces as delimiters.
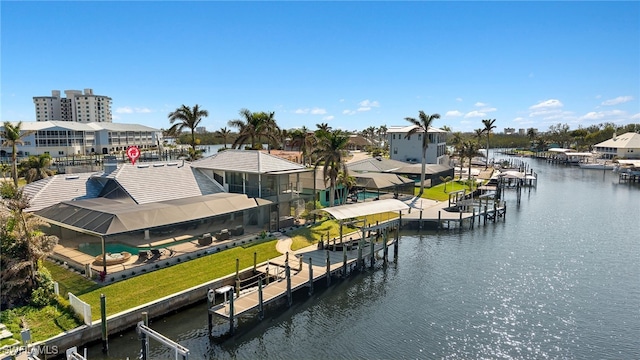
353, 173, 414, 189
594, 132, 640, 149
347, 157, 409, 173
317, 199, 409, 220
36, 193, 271, 236
192, 150, 306, 174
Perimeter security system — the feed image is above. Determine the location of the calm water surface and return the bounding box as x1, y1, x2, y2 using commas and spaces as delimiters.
88, 157, 639, 359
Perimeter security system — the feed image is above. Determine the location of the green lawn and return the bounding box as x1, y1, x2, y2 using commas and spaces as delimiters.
0, 304, 80, 342
79, 240, 280, 320
417, 180, 476, 201
289, 213, 399, 251
45, 260, 99, 298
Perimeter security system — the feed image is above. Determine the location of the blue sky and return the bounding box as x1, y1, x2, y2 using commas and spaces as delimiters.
1, 1, 639, 133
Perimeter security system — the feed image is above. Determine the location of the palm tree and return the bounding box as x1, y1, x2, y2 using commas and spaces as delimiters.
404, 110, 441, 197
337, 171, 356, 205
474, 128, 484, 140
168, 104, 209, 159
19, 154, 54, 184
312, 129, 350, 207
481, 119, 497, 169
460, 140, 483, 181
229, 109, 280, 151
2, 121, 34, 187
214, 127, 232, 149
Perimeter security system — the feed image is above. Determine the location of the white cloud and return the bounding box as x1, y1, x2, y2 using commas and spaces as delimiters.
343, 109, 356, 115
601, 96, 633, 106
529, 99, 563, 110
631, 113, 640, 120
357, 107, 371, 112
323, 115, 334, 121
581, 110, 626, 121
479, 107, 497, 113
445, 110, 463, 117
358, 99, 380, 108
595, 95, 602, 99
294, 107, 328, 115
464, 111, 486, 118
456, 97, 463, 102
116, 107, 134, 114
116, 106, 152, 114
474, 102, 487, 107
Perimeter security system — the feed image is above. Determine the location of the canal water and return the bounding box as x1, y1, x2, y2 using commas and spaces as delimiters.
87, 157, 639, 359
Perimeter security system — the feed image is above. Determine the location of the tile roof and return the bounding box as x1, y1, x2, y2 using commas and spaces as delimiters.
23, 172, 104, 212
192, 150, 306, 174
102, 161, 225, 204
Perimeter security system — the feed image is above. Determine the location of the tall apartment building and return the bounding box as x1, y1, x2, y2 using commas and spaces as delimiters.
33, 89, 112, 123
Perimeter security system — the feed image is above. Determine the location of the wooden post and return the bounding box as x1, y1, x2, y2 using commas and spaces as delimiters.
253, 252, 257, 273
339, 220, 343, 243
286, 261, 292, 307
399, 212, 402, 229
438, 210, 442, 231
370, 235, 375, 268
308, 258, 314, 296
493, 202, 497, 223
229, 288, 235, 335
394, 224, 399, 260
100, 294, 108, 353
265, 262, 270, 286
207, 289, 214, 336
383, 228, 388, 264
342, 245, 347, 278
258, 277, 264, 320
459, 210, 463, 232
140, 312, 149, 360
419, 209, 423, 229
357, 239, 363, 270
484, 205, 488, 225
471, 208, 476, 229
326, 250, 331, 286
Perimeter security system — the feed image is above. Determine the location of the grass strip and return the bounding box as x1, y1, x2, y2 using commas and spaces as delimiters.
79, 240, 280, 320
45, 260, 99, 298
0, 304, 80, 342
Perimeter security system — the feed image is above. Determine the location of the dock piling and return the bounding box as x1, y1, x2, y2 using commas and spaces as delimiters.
285, 261, 292, 307
258, 278, 264, 320
326, 250, 331, 286
342, 245, 347, 278
308, 258, 313, 296
100, 293, 108, 354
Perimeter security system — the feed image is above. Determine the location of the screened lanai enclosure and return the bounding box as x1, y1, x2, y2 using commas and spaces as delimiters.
36, 193, 273, 248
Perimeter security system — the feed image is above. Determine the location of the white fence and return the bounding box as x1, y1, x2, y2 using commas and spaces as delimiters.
68, 293, 92, 326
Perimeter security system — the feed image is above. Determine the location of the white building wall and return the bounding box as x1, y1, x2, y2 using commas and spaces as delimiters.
33, 89, 112, 123
387, 127, 448, 164
0, 122, 161, 158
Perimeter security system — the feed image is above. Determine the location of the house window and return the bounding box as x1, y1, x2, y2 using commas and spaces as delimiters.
394, 147, 397, 155
393, 134, 396, 139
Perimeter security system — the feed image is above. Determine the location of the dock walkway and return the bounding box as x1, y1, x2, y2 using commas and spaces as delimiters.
210, 235, 392, 320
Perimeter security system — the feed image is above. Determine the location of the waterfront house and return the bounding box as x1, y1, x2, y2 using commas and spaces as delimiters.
386, 125, 448, 165
593, 132, 640, 160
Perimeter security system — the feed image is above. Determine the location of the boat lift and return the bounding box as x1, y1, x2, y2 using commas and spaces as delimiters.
137, 318, 189, 360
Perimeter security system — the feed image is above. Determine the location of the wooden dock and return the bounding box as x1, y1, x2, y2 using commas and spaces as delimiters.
209, 240, 390, 321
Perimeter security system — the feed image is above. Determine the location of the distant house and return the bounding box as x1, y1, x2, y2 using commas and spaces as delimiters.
593, 132, 640, 160
0, 121, 162, 158
386, 125, 448, 165
347, 135, 373, 151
